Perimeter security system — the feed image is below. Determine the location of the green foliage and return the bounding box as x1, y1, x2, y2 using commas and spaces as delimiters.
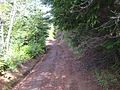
9, 10, 48, 67
95, 70, 118, 90
103, 39, 120, 50
0, 60, 8, 73
42, 0, 120, 48
0, 8, 49, 72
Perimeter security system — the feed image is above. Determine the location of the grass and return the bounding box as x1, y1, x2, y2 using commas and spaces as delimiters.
95, 69, 119, 90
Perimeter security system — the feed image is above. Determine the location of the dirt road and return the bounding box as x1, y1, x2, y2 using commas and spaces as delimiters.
13, 40, 103, 90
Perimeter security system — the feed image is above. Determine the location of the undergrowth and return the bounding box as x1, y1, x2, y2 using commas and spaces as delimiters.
63, 31, 120, 90
0, 10, 49, 74
95, 69, 118, 90
95, 58, 120, 90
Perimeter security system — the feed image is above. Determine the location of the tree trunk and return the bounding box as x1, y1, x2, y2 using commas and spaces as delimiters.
6, 0, 17, 54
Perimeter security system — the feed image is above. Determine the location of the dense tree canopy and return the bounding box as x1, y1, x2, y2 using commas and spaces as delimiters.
42, 0, 120, 49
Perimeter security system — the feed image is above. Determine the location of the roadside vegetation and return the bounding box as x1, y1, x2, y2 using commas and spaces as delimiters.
0, 0, 49, 75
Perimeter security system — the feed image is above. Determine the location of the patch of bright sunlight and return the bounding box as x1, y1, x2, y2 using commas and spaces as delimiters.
1, 71, 21, 82
46, 24, 55, 45
47, 24, 54, 40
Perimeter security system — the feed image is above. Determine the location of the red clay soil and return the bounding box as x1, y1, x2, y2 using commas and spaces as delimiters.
0, 79, 5, 89
13, 41, 103, 90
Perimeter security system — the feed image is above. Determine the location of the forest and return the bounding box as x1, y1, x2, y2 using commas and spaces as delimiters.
0, 0, 120, 90
42, 0, 120, 89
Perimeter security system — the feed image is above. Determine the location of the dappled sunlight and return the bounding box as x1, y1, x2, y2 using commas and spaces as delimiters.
13, 39, 74, 90
13, 38, 103, 90
1, 0, 119, 89
0, 71, 22, 82
46, 40, 56, 46
14, 71, 67, 90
